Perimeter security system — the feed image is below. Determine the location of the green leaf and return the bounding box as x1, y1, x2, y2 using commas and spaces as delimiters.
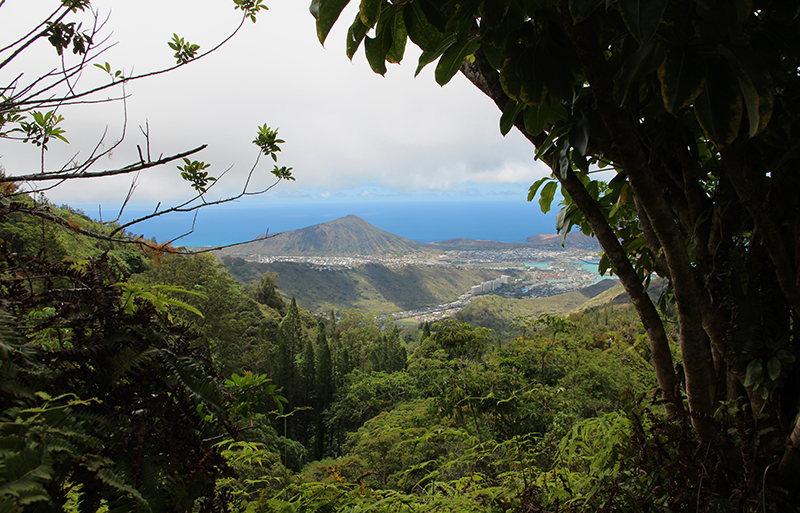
386, 12, 407, 64
534, 129, 558, 161
434, 39, 479, 86
404, 1, 443, 51
767, 357, 781, 381
499, 49, 523, 100
569, 0, 604, 23
499, 99, 524, 136
614, 40, 655, 106
744, 359, 763, 387
446, 0, 483, 33
537, 40, 577, 102
617, 0, 667, 44
693, 59, 743, 148
527, 176, 551, 202
518, 47, 547, 106
598, 253, 611, 275
482, 0, 512, 28
539, 181, 558, 213
572, 113, 590, 156
658, 45, 707, 115
524, 101, 551, 136
364, 35, 388, 75
346, 12, 369, 59
311, 0, 351, 45
717, 46, 774, 139
415, 34, 457, 76
360, 0, 382, 27
555, 136, 571, 179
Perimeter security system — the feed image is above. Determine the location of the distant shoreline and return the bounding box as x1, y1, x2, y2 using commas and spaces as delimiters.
74, 200, 562, 247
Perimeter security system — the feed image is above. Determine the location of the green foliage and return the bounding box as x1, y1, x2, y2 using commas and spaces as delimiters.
44, 19, 92, 56
177, 158, 215, 194
250, 272, 286, 311
93, 61, 124, 81
233, 0, 269, 23
0, 253, 235, 511
116, 281, 205, 321
225, 372, 288, 422
134, 253, 278, 377
315, 10, 800, 503
329, 370, 419, 435
168, 33, 200, 64
12, 110, 68, 150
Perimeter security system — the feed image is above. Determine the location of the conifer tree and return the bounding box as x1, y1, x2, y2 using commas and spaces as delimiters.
276, 297, 302, 439
315, 320, 334, 459
298, 337, 316, 448
386, 325, 407, 373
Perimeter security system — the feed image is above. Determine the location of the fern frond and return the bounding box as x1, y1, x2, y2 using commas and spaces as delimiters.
96, 467, 150, 512
0, 446, 53, 501
159, 351, 226, 417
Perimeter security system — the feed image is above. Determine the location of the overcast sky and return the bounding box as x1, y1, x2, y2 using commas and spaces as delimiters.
0, 0, 552, 212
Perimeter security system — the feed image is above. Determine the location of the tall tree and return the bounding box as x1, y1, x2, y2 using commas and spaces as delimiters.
252, 272, 286, 312
315, 320, 334, 459
314, 0, 800, 504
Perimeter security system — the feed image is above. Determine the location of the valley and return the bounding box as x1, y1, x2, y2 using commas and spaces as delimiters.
219, 215, 618, 324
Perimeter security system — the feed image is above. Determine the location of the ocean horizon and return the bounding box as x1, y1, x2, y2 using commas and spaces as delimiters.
80, 199, 562, 247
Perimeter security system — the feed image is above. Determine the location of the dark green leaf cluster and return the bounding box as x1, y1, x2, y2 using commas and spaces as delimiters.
0, 251, 234, 511
45, 20, 92, 56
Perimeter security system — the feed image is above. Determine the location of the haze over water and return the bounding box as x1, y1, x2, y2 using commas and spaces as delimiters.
98, 200, 561, 247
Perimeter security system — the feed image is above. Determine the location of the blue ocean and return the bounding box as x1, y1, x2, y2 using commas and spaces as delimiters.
102, 200, 561, 247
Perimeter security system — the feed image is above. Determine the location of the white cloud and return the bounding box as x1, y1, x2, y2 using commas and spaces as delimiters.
0, 0, 551, 208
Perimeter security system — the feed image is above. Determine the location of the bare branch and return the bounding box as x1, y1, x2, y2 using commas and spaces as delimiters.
0, 145, 207, 183
0, 197, 280, 256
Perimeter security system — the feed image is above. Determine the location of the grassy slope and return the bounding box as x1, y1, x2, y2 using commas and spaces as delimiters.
222, 257, 516, 314
459, 279, 623, 335
460, 292, 591, 333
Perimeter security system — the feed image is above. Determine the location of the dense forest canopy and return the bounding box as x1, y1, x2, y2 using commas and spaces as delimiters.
312, 0, 800, 506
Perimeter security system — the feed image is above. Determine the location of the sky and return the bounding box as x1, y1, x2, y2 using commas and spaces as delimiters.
0, 0, 553, 216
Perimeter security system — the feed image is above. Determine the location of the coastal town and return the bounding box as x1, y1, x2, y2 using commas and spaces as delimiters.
391, 257, 609, 323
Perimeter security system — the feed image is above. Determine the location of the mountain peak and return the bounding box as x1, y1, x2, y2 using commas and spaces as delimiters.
218, 215, 425, 258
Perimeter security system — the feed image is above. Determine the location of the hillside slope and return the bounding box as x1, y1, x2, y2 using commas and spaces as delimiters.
223, 257, 514, 314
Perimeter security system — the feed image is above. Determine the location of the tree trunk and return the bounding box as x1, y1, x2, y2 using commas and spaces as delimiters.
459, 53, 681, 413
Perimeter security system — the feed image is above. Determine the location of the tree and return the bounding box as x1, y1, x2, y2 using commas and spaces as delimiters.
315, 0, 800, 505
0, 253, 236, 511
251, 271, 286, 312
0, 2, 297, 510
314, 320, 334, 459
0, 0, 293, 251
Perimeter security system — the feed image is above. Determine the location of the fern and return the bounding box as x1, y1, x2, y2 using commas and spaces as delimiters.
96, 468, 150, 512
0, 446, 53, 503
158, 351, 226, 418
